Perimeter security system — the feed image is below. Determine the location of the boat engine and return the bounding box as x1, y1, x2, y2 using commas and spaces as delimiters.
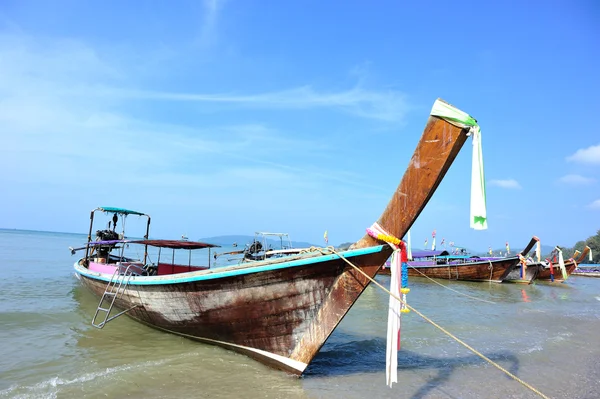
94, 229, 120, 259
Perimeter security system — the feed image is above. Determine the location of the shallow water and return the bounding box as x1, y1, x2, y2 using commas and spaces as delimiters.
1, 229, 599, 399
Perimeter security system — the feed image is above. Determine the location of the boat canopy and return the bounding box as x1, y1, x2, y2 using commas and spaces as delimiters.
255, 232, 290, 237
96, 207, 147, 216
411, 250, 450, 258
131, 239, 220, 249
86, 239, 219, 249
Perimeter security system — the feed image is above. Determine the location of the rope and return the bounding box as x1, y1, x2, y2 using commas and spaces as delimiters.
321, 246, 551, 399
408, 266, 496, 305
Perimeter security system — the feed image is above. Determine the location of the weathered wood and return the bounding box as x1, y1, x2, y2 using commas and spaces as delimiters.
575, 246, 590, 264
532, 246, 589, 282
534, 260, 577, 282
353, 104, 470, 249
503, 261, 540, 284
406, 257, 518, 282
74, 98, 474, 375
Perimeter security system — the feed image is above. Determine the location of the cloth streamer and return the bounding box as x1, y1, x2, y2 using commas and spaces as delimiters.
556, 247, 568, 281
366, 222, 403, 388
590, 247, 593, 262
430, 99, 487, 230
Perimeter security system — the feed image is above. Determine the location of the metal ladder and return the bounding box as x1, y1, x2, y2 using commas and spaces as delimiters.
92, 264, 139, 328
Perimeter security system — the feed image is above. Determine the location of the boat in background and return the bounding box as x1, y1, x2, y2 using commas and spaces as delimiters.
378, 249, 449, 275
502, 237, 541, 284
534, 246, 590, 282
406, 254, 518, 282
380, 249, 517, 282
572, 256, 600, 278
213, 231, 308, 263
72, 98, 477, 375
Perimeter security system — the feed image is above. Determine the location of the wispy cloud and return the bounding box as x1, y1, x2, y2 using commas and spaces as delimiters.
113, 85, 410, 123
0, 31, 409, 124
566, 144, 600, 165
197, 0, 226, 48
0, 32, 398, 200
488, 179, 522, 189
589, 199, 600, 210
557, 174, 597, 185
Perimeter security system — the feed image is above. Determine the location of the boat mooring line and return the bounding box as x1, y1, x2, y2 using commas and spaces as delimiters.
322, 247, 551, 399
408, 266, 496, 305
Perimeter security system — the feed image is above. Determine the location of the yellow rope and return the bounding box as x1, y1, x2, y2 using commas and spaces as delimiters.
323, 246, 551, 399
408, 266, 496, 305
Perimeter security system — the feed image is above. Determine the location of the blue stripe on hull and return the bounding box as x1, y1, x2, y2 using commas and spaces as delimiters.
74, 245, 386, 285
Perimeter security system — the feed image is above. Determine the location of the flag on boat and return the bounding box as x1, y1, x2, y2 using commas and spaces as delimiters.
506, 241, 510, 255
488, 246, 492, 255
324, 230, 328, 244
441, 238, 445, 247
424, 238, 428, 249
431, 230, 436, 250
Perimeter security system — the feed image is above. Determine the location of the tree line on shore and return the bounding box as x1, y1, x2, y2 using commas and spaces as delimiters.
555, 229, 599, 264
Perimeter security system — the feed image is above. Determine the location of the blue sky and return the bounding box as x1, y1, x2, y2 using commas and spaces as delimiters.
1, 0, 599, 251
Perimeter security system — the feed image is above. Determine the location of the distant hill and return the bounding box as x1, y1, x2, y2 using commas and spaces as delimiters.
474, 244, 556, 257
199, 234, 316, 249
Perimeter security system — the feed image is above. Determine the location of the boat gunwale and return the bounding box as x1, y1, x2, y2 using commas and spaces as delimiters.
407, 256, 520, 269
74, 244, 387, 285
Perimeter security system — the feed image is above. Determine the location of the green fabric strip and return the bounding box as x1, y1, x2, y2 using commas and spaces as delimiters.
430, 99, 488, 230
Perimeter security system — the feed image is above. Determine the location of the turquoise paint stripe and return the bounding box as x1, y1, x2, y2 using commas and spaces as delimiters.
75, 245, 387, 286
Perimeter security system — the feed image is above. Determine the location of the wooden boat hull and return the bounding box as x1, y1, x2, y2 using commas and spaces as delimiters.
73, 98, 475, 375
405, 258, 517, 282
535, 261, 577, 282
572, 269, 600, 277
503, 263, 539, 284
75, 245, 390, 375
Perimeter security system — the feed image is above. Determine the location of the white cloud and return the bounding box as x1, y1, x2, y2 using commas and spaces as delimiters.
197, 0, 227, 48
0, 32, 397, 194
94, 85, 409, 123
558, 174, 597, 185
566, 144, 600, 165
0, 33, 410, 124
589, 199, 600, 210
488, 179, 521, 189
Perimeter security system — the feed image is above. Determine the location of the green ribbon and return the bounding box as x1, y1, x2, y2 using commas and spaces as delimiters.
430, 99, 488, 230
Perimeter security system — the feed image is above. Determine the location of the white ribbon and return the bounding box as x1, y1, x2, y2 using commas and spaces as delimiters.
369, 222, 401, 387
430, 99, 487, 230
556, 247, 568, 281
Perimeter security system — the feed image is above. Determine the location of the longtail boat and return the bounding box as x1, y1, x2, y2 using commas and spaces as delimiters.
502, 237, 541, 284
534, 246, 590, 282
72, 98, 477, 375
405, 254, 518, 283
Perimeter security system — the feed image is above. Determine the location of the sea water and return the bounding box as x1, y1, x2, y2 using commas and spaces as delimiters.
1, 229, 599, 399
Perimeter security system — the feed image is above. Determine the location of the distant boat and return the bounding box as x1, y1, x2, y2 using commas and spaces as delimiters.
529, 246, 589, 282
213, 232, 307, 263
71, 98, 476, 375
496, 237, 540, 284
381, 249, 518, 283
572, 259, 600, 277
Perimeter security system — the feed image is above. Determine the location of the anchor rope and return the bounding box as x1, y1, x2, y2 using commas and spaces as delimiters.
407, 265, 496, 305
313, 245, 550, 399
